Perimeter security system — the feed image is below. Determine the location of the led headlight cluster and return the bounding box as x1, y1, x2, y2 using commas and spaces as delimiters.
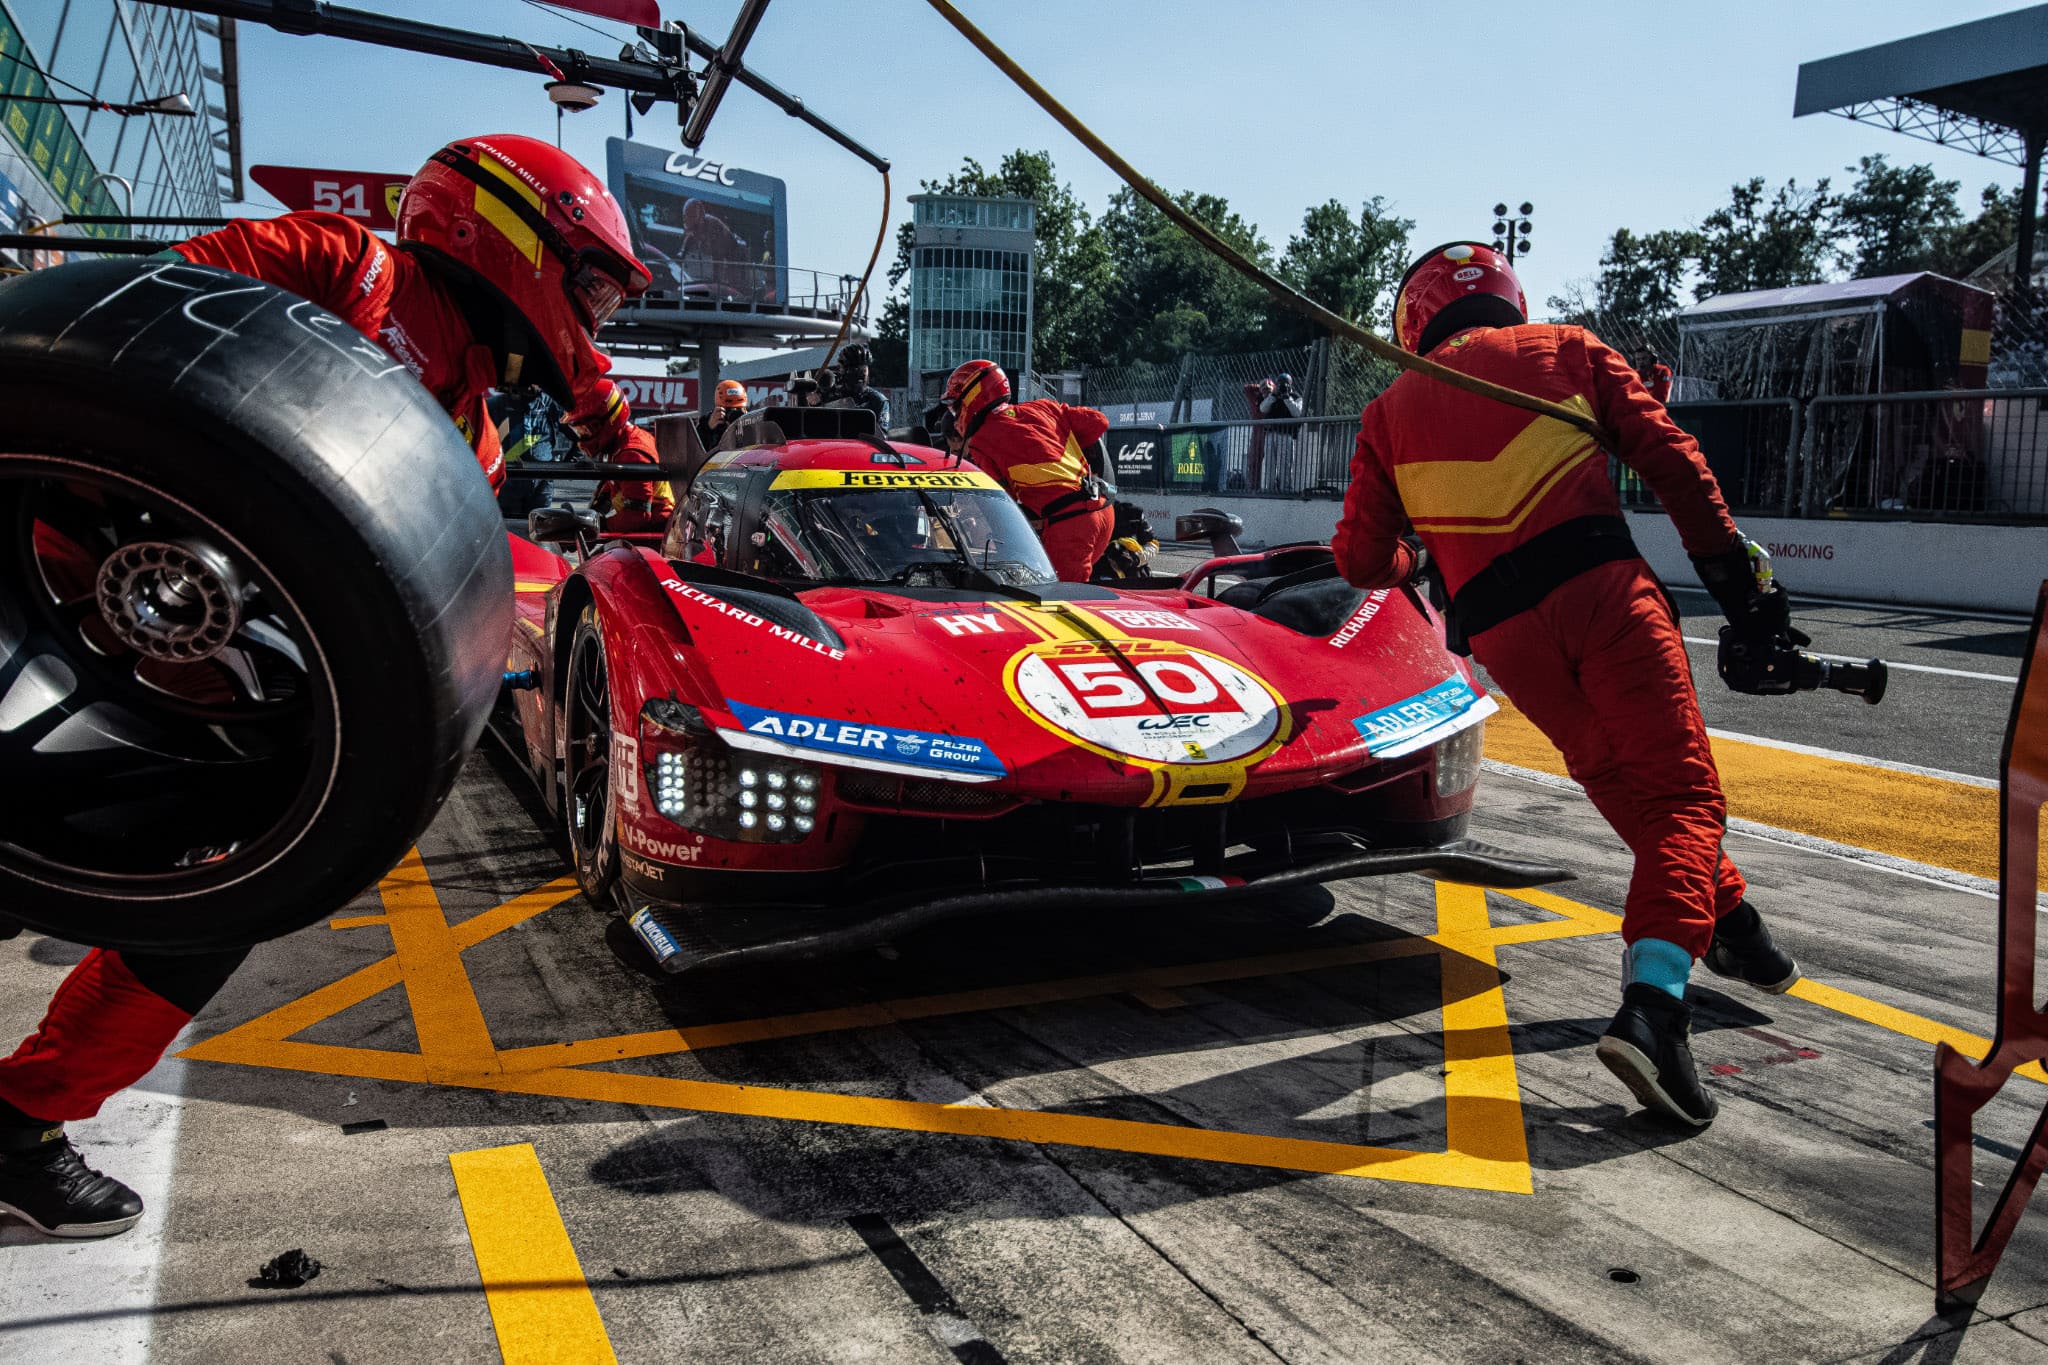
1433, 720, 1485, 797
734, 765, 819, 836
639, 704, 821, 844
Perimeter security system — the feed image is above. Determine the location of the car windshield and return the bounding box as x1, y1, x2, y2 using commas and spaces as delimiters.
754, 482, 1056, 588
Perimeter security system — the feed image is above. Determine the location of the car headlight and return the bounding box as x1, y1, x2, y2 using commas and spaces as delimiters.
1434, 719, 1485, 797
640, 702, 819, 843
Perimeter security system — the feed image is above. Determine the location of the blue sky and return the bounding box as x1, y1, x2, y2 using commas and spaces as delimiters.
225, 1, 2037, 321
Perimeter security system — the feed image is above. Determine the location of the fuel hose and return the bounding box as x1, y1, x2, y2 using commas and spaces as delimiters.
922, 0, 1609, 443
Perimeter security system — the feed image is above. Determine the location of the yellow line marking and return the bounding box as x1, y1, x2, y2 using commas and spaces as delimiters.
379, 848, 503, 1080
182, 847, 2041, 1206
449, 1143, 617, 1365
1483, 698, 2037, 890
328, 915, 386, 931
1788, 978, 2048, 1085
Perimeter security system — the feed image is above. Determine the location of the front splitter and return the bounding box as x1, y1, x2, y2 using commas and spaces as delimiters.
620, 838, 1572, 974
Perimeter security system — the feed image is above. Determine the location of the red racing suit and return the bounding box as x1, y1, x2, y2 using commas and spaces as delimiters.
0, 214, 668, 1129
963, 399, 1114, 582
1332, 323, 1745, 957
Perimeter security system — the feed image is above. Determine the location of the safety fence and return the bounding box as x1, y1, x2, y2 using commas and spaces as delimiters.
1106, 416, 1359, 498
1104, 389, 2048, 524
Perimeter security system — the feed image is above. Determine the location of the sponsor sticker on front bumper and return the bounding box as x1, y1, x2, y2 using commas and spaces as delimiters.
724, 699, 1007, 778
1353, 676, 1491, 758
628, 907, 681, 964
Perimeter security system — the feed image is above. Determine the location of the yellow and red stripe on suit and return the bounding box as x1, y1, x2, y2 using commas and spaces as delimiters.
1331, 324, 1738, 598
963, 398, 1109, 516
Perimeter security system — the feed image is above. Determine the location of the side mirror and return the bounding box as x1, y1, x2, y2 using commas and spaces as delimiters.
527, 505, 600, 545
1177, 507, 1244, 557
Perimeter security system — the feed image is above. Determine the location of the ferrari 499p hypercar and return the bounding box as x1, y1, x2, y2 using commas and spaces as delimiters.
500, 408, 1567, 973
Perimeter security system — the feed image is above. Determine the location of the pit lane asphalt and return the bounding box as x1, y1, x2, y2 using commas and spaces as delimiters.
4, 686, 2046, 1361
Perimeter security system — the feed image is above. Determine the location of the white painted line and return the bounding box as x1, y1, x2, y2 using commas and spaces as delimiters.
1696, 727, 1999, 790
1678, 636, 2017, 685
1666, 584, 2033, 625
0, 1027, 191, 1364
1481, 758, 2048, 913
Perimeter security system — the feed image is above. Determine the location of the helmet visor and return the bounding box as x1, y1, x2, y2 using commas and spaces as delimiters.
566, 257, 629, 334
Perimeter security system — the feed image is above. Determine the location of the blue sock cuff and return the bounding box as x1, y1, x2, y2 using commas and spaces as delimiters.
1625, 937, 1693, 1000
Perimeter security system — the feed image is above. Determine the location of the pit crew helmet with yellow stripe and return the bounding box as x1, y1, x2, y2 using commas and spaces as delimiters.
943, 358, 1011, 440
397, 134, 651, 409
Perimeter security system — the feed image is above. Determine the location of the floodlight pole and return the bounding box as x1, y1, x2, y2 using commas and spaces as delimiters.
2019, 132, 2042, 305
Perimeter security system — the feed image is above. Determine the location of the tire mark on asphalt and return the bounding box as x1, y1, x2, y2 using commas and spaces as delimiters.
847, 1214, 1008, 1365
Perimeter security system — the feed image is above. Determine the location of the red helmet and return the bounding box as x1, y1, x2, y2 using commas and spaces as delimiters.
943, 359, 1010, 439
396, 134, 651, 409
714, 379, 748, 410
1392, 241, 1528, 355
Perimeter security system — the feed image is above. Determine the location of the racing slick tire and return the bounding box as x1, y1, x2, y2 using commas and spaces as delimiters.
560, 606, 620, 904
0, 259, 511, 952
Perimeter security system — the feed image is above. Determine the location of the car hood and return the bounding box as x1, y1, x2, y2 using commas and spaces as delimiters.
654, 572, 1491, 805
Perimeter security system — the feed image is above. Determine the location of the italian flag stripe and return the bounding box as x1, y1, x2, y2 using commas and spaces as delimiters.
1169, 875, 1246, 892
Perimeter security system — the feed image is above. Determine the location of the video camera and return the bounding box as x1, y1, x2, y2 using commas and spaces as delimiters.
1716, 586, 1888, 704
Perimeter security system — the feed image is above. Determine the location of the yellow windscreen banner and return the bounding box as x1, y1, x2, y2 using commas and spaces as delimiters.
771, 468, 1003, 491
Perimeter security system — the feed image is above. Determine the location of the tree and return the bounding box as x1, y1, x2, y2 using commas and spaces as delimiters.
1593, 227, 1696, 321
1692, 177, 1843, 299
1930, 182, 2028, 279
1835, 154, 1963, 277
1077, 186, 1276, 364
1269, 196, 1413, 346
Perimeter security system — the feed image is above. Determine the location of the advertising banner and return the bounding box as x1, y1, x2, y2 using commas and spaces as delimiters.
1107, 425, 1167, 492
251, 165, 410, 231
607, 138, 788, 308
1166, 427, 1224, 494
0, 9, 120, 231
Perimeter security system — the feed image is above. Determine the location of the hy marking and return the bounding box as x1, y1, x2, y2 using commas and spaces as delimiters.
934, 612, 1004, 637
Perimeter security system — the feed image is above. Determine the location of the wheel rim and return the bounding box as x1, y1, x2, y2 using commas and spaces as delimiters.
0, 457, 338, 898
564, 625, 612, 877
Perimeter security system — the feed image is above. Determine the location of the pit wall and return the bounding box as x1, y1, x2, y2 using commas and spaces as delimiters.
1131, 491, 2048, 615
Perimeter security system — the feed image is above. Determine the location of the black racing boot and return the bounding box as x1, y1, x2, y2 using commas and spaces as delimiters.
0, 1118, 144, 1238
1703, 901, 1800, 995
1596, 984, 1718, 1128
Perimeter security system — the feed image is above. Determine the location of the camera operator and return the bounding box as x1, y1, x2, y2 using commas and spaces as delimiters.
828, 342, 891, 429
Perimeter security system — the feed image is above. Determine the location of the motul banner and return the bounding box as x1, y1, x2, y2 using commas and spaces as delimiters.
610, 374, 697, 413
250, 165, 411, 231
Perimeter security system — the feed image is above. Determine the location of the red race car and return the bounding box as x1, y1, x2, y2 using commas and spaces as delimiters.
500, 409, 1567, 973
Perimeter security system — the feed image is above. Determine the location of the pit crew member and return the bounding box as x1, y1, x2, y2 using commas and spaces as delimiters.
0, 133, 662, 1238
941, 359, 1115, 582
1330, 241, 1801, 1130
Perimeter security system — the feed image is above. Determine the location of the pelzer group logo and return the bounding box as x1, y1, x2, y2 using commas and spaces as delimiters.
1005, 640, 1284, 767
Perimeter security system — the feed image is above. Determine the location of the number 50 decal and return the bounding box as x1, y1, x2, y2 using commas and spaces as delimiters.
1053, 656, 1241, 718
1012, 644, 1283, 764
